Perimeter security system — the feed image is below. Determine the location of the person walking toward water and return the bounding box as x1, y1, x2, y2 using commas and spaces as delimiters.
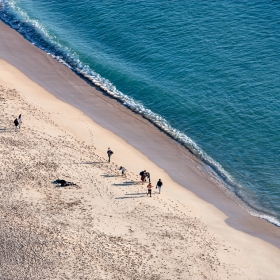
147, 182, 153, 197
156, 179, 163, 194
107, 147, 113, 162
18, 114, 22, 129
14, 117, 19, 132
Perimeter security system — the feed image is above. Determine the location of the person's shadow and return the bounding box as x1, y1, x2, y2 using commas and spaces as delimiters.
102, 174, 120, 178
0, 128, 9, 133
115, 193, 146, 199
113, 181, 138, 186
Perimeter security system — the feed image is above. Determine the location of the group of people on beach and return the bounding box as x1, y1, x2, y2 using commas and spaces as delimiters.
13, 114, 22, 131
107, 147, 163, 196
13, 116, 162, 195
146, 179, 163, 197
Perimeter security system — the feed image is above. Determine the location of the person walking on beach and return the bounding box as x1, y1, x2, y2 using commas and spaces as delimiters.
107, 147, 113, 162
119, 166, 126, 177
147, 182, 153, 197
145, 171, 151, 183
156, 179, 163, 194
18, 114, 22, 129
140, 170, 146, 184
13, 117, 19, 132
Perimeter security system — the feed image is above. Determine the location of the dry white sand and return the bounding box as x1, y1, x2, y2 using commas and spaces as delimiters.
1, 58, 280, 280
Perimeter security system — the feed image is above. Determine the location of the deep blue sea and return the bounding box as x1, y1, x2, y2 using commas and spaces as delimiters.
1, 0, 280, 225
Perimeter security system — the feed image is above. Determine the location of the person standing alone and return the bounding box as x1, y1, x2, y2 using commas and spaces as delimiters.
147, 182, 153, 197
156, 179, 163, 194
107, 148, 114, 162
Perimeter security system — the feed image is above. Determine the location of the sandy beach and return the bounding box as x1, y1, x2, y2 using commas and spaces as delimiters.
1, 20, 280, 279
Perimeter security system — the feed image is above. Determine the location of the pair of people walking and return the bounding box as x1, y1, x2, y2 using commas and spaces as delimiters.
140, 170, 150, 184
147, 179, 163, 197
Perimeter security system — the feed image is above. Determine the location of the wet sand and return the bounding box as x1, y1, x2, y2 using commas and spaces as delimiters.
1, 20, 280, 279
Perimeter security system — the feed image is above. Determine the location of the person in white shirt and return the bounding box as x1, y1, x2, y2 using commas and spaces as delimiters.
18, 114, 22, 129
119, 166, 126, 177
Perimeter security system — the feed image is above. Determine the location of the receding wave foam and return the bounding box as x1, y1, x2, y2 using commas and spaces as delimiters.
1, 0, 279, 227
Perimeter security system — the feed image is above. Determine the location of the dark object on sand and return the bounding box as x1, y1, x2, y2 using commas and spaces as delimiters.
107, 148, 114, 162
52, 179, 76, 187
140, 170, 150, 184
14, 118, 19, 131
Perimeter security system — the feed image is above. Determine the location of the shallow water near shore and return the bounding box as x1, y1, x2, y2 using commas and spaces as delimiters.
1, 0, 280, 225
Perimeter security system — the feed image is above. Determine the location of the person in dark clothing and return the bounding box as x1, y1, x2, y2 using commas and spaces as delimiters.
140, 170, 146, 184
107, 147, 114, 162
14, 118, 19, 131
52, 179, 76, 187
156, 179, 163, 194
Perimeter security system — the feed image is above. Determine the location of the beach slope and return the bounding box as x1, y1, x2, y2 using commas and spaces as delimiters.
1, 20, 280, 279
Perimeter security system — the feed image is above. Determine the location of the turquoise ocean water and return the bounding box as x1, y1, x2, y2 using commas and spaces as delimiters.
1, 0, 280, 225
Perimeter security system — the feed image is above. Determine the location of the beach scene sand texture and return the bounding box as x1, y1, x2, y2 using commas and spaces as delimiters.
1, 2, 280, 278
0, 54, 279, 279
0, 82, 238, 279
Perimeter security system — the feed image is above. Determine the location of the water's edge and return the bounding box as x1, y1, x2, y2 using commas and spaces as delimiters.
1, 1, 279, 227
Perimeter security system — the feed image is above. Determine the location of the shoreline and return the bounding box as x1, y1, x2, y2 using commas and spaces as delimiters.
1, 20, 280, 246
1, 19, 280, 278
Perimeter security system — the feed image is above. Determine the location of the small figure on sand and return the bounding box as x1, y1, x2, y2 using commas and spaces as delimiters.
140, 170, 146, 184
52, 179, 77, 187
119, 166, 126, 177
156, 179, 163, 194
145, 171, 151, 183
107, 147, 114, 162
147, 182, 153, 197
13, 117, 19, 132
18, 114, 22, 129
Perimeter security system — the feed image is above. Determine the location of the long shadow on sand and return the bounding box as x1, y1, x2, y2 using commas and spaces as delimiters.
113, 181, 139, 186
102, 174, 120, 178
0, 128, 9, 133
125, 193, 146, 196
115, 194, 146, 199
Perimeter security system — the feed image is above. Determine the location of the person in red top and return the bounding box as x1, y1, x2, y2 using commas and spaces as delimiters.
147, 183, 153, 197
